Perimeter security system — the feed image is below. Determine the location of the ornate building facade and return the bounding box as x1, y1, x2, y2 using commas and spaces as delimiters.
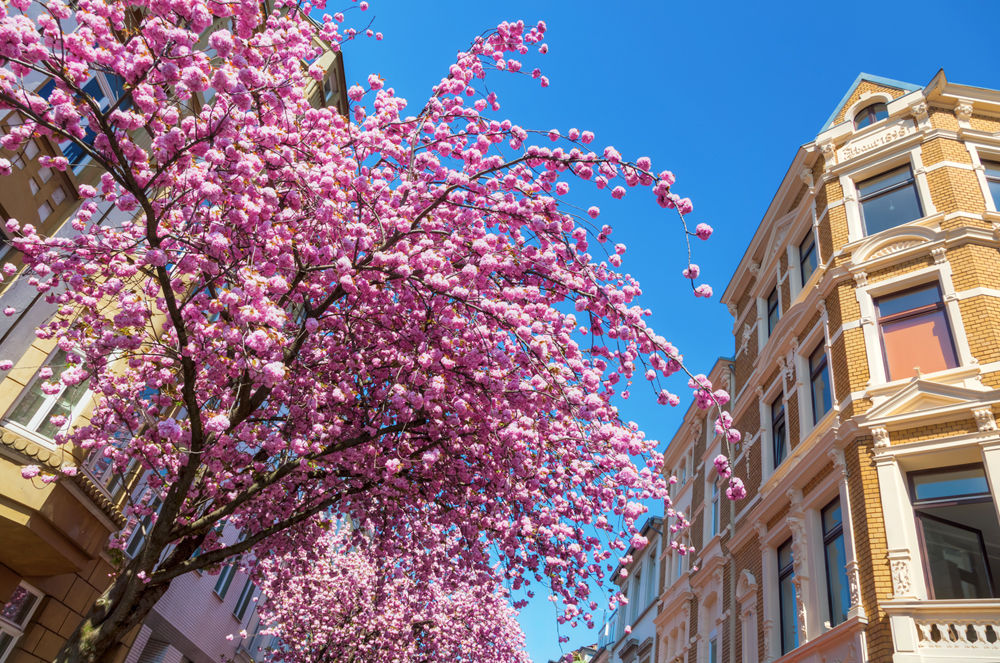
645, 71, 1000, 663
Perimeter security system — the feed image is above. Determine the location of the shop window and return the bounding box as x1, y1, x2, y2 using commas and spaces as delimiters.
799, 231, 817, 286
822, 498, 850, 626
854, 102, 888, 130
771, 397, 787, 468
809, 344, 831, 424
876, 284, 957, 381
858, 166, 923, 235
909, 464, 1000, 599
0, 583, 42, 663
778, 539, 799, 654
983, 161, 1000, 210
767, 287, 780, 336
5, 349, 90, 442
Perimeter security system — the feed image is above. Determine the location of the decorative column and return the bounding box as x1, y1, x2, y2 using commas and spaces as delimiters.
786, 489, 811, 645
872, 427, 924, 599
829, 448, 866, 620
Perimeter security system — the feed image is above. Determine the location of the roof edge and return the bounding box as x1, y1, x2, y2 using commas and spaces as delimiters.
819, 72, 922, 132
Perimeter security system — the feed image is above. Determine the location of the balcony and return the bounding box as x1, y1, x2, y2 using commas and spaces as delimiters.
885, 600, 1000, 661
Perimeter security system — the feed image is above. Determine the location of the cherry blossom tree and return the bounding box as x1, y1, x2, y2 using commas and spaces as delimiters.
0, 0, 743, 660
253, 523, 532, 662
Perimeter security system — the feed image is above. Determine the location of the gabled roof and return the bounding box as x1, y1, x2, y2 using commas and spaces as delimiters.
819, 72, 922, 132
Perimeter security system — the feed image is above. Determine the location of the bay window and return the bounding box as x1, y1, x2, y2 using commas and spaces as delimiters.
858, 166, 923, 235
876, 284, 957, 381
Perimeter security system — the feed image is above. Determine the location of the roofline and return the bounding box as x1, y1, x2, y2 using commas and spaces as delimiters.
819, 72, 922, 132
662, 357, 734, 464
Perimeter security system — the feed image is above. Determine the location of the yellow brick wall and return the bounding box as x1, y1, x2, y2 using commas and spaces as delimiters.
832, 82, 911, 126
920, 137, 972, 166
890, 418, 978, 445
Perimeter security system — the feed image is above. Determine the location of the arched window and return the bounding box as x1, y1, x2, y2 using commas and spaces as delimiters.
854, 102, 888, 129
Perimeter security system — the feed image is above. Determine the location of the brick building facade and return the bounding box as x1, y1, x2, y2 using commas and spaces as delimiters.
595, 71, 1000, 663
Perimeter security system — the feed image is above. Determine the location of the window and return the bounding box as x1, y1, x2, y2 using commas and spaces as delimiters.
0, 583, 42, 663
215, 564, 237, 599
809, 343, 831, 424
799, 231, 817, 286
125, 494, 163, 558
985, 161, 1000, 210
644, 546, 657, 606
777, 539, 799, 654
233, 577, 256, 621
767, 287, 780, 336
630, 568, 642, 622
708, 634, 719, 663
821, 498, 850, 627
710, 480, 719, 537
909, 465, 1000, 599
6, 349, 90, 442
853, 102, 888, 130
876, 284, 957, 381
857, 166, 923, 235
47, 73, 132, 173
771, 397, 787, 468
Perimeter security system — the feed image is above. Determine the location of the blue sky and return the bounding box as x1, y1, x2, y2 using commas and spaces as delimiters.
335, 1, 1000, 660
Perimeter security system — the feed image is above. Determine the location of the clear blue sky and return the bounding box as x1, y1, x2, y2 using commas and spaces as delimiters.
335, 1, 1000, 660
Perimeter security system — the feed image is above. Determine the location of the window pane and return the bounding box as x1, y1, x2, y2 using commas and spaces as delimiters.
779, 572, 798, 653
35, 378, 89, 439
810, 347, 831, 423
778, 540, 793, 570
858, 166, 911, 197
822, 499, 849, 626
772, 400, 786, 466
861, 184, 923, 234
919, 511, 997, 599
912, 466, 989, 501
881, 310, 957, 380
988, 179, 1000, 211
0, 586, 38, 627
877, 285, 940, 319
822, 499, 842, 535
799, 234, 816, 284
984, 161, 1000, 179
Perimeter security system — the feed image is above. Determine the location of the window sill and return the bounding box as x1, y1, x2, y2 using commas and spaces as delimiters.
773, 615, 867, 663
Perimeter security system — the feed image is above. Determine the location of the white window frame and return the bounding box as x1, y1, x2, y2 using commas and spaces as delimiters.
758, 379, 786, 479
840, 147, 935, 243
795, 322, 832, 440
967, 143, 1000, 213
761, 524, 800, 658
3, 347, 92, 449
0, 581, 43, 663
854, 267, 973, 387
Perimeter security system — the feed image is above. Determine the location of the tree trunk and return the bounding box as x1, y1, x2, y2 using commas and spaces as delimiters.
53, 571, 170, 663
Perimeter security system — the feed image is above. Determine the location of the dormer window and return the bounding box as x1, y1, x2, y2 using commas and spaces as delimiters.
854, 102, 888, 130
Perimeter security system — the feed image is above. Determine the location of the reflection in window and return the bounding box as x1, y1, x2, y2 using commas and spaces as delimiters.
6, 349, 90, 441
910, 465, 1000, 599
771, 397, 787, 468
854, 102, 888, 130
778, 539, 799, 654
799, 231, 817, 286
809, 344, 831, 424
876, 284, 957, 381
767, 287, 780, 336
858, 166, 923, 235
984, 161, 1000, 210
0, 583, 41, 663
822, 498, 850, 626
